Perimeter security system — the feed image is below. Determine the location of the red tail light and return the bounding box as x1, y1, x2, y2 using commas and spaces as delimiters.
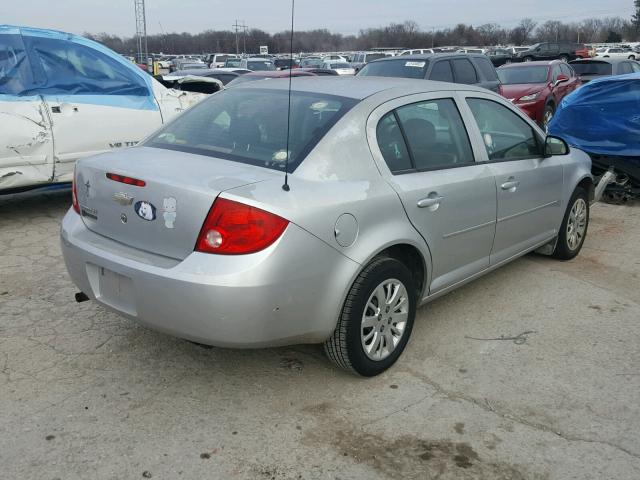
195, 198, 289, 255
106, 172, 146, 187
72, 167, 80, 214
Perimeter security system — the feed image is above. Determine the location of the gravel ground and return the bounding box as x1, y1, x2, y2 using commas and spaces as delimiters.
1, 188, 639, 480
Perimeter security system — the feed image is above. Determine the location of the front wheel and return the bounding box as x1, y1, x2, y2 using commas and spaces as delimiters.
324, 256, 417, 377
559, 54, 569, 62
552, 187, 589, 260
629, 55, 636, 60
523, 56, 533, 62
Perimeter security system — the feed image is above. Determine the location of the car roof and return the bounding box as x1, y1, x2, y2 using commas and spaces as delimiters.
499, 60, 558, 68
244, 70, 317, 78
235, 76, 489, 100
368, 53, 489, 63
570, 58, 630, 64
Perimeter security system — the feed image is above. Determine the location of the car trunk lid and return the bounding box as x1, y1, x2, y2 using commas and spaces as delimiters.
75, 146, 279, 260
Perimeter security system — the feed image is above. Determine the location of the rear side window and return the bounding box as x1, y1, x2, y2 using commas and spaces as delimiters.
474, 57, 498, 81
24, 36, 148, 97
376, 112, 412, 173
631, 62, 640, 73
429, 60, 453, 82
0, 33, 34, 95
359, 59, 429, 79
452, 59, 478, 84
619, 62, 633, 75
147, 88, 357, 172
466, 98, 542, 161
377, 99, 475, 172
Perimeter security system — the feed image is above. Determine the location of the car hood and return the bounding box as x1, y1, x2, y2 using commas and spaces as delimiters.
500, 83, 546, 100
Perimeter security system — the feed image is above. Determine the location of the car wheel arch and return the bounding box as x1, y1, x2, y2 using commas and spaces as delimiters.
577, 175, 595, 203
357, 242, 432, 302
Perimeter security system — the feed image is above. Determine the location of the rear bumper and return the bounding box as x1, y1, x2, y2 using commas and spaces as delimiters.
60, 210, 359, 347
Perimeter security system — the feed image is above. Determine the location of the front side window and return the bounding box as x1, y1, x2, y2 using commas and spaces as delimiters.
391, 99, 474, 170
475, 57, 498, 81
147, 88, 356, 172
467, 98, 542, 161
452, 59, 477, 84
24, 37, 148, 96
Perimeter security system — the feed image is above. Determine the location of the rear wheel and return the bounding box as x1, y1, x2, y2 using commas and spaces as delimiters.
523, 56, 533, 62
324, 256, 416, 377
552, 187, 589, 260
559, 54, 569, 62
629, 55, 636, 60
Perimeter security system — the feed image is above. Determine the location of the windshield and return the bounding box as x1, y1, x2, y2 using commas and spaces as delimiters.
358, 59, 428, 79
570, 62, 612, 76
146, 88, 357, 172
497, 66, 549, 84
301, 58, 323, 67
247, 60, 275, 71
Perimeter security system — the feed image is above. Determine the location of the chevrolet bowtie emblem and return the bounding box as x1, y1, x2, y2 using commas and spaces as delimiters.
112, 192, 134, 206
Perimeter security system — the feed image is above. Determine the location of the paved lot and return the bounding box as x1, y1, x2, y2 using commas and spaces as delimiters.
1, 188, 639, 480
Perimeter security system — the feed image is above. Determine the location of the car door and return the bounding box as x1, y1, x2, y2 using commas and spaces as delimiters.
22, 32, 163, 183
0, 28, 54, 191
368, 93, 497, 293
463, 94, 564, 264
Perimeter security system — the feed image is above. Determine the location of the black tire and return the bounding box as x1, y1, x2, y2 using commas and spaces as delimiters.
542, 104, 555, 132
324, 256, 417, 377
629, 55, 636, 60
523, 56, 533, 62
559, 54, 569, 62
552, 187, 589, 260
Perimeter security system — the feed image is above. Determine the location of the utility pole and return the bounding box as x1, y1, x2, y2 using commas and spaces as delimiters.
243, 23, 248, 54
232, 20, 247, 55
134, 0, 148, 65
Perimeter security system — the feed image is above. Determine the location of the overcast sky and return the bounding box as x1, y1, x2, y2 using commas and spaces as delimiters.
1, 0, 634, 36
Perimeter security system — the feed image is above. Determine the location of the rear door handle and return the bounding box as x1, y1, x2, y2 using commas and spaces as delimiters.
417, 195, 444, 208
501, 180, 520, 191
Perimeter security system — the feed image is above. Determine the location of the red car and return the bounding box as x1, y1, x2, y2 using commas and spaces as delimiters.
575, 43, 591, 59
497, 60, 581, 130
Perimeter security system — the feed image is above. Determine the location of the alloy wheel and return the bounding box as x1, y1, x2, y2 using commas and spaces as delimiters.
361, 279, 409, 361
566, 198, 587, 251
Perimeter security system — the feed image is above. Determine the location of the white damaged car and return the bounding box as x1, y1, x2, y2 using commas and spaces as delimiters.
0, 26, 213, 193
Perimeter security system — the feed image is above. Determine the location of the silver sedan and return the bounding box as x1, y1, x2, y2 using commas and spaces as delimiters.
61, 77, 593, 376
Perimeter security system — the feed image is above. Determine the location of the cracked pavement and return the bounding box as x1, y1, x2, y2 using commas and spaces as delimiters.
1, 189, 639, 479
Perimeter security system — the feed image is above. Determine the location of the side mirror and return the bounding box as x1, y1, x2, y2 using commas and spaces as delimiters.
544, 135, 569, 157
554, 74, 569, 86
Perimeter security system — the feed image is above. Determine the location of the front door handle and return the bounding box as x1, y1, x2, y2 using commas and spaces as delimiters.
501, 180, 520, 191
417, 195, 444, 209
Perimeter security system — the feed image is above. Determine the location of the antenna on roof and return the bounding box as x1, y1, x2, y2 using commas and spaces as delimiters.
282, 0, 295, 192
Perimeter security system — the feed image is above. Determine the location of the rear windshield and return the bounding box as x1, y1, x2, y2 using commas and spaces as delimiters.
225, 58, 242, 67
247, 60, 275, 71
359, 59, 429, 79
570, 62, 612, 76
146, 88, 357, 172
497, 66, 548, 84
330, 63, 351, 69
365, 53, 388, 62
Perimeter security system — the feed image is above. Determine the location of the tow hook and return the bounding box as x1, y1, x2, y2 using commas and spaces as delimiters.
75, 292, 90, 303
